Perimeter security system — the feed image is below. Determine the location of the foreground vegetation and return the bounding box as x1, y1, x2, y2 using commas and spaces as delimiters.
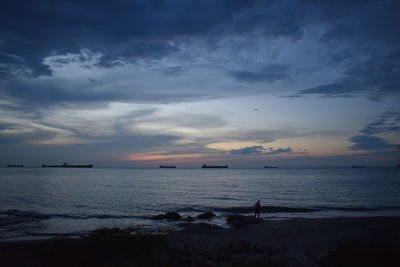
1, 224, 399, 266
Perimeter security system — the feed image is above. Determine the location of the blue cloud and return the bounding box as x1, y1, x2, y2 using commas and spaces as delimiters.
230, 65, 290, 83
264, 147, 292, 155
230, 146, 265, 155
230, 146, 308, 155
349, 135, 395, 151
298, 83, 359, 95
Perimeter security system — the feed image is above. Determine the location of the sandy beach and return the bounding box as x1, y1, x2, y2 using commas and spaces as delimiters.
1, 216, 400, 266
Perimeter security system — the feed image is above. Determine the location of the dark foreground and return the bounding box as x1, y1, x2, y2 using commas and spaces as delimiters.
1, 217, 400, 267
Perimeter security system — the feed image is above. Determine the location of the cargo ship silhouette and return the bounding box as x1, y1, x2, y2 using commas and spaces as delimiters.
352, 165, 367, 168
42, 163, 93, 168
6, 164, 24, 167
160, 165, 176, 168
201, 164, 228, 168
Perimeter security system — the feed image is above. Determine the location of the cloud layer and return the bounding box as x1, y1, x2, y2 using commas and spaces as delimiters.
1, 0, 400, 166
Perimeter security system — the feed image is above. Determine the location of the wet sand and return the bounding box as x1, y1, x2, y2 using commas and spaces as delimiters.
1, 216, 400, 266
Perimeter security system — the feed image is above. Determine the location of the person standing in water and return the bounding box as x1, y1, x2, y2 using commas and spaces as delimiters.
254, 200, 261, 219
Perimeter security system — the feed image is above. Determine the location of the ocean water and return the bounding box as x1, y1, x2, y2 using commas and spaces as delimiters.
1, 167, 399, 241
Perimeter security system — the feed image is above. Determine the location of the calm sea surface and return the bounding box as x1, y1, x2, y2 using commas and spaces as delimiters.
1, 167, 399, 241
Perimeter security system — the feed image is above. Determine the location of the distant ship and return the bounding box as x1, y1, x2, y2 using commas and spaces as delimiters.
352, 165, 367, 168
202, 164, 228, 168
160, 165, 176, 168
6, 164, 24, 167
264, 166, 278, 168
42, 163, 93, 168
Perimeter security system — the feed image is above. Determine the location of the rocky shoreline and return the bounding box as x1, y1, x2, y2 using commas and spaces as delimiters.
1, 216, 400, 266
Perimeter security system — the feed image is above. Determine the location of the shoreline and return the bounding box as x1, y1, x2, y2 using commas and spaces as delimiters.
169, 216, 400, 255
1, 216, 400, 266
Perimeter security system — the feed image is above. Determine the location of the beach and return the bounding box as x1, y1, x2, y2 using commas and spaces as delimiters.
1, 216, 400, 266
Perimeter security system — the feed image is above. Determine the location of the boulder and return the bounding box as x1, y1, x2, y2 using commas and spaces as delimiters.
164, 212, 182, 220
197, 212, 216, 219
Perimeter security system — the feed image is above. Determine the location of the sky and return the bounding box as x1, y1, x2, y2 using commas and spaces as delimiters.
1, 0, 399, 167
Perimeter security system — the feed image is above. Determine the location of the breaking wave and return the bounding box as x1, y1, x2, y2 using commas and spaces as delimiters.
0, 209, 142, 224
2, 204, 399, 226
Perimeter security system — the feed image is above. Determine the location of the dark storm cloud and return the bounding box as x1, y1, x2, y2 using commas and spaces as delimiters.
0, 0, 399, 104
2, 0, 388, 78
314, 0, 400, 45
0, 0, 257, 77
297, 53, 400, 97
295, 0, 400, 98
299, 50, 400, 98
307, 51, 400, 99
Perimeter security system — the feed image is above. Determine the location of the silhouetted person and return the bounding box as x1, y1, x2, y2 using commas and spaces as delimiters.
254, 200, 261, 219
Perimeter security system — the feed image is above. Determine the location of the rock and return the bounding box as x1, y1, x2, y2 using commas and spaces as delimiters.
197, 212, 216, 219
151, 212, 182, 220
164, 212, 182, 220
151, 214, 165, 220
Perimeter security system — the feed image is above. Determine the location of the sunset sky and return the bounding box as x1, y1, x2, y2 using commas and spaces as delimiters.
1, 0, 399, 167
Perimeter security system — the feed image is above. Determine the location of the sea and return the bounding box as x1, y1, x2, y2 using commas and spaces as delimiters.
1, 167, 399, 241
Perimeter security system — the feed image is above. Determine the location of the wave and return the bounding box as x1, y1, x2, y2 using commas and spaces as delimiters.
205, 205, 400, 214
212, 206, 317, 213
23, 231, 83, 237
315, 206, 378, 212
2, 204, 399, 224
175, 207, 206, 213
0, 209, 50, 219
0, 209, 142, 222
51, 213, 143, 220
